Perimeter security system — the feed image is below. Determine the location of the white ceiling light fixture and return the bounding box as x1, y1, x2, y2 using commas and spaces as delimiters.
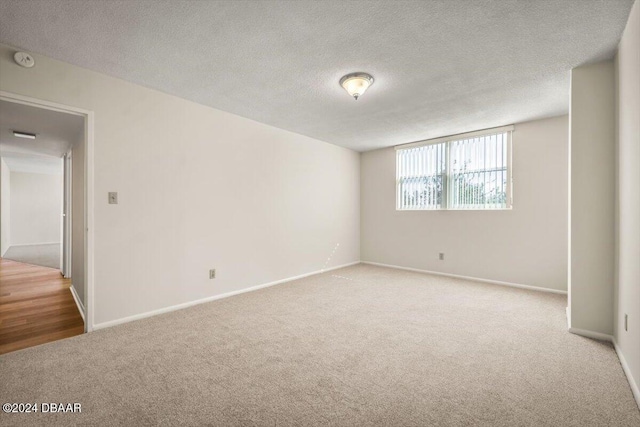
13, 131, 36, 139
339, 72, 374, 100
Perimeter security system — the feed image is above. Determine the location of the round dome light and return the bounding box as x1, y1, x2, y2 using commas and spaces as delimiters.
339, 72, 374, 100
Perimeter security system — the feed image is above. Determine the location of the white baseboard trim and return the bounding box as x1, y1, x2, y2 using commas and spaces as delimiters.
93, 261, 360, 331
568, 327, 613, 342
69, 285, 85, 323
613, 339, 640, 410
8, 242, 60, 247
361, 261, 567, 295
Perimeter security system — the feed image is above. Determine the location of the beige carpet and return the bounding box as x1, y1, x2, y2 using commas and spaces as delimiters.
3, 244, 60, 270
1, 264, 638, 426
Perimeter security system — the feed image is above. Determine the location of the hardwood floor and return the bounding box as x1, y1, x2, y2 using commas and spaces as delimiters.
0, 257, 84, 355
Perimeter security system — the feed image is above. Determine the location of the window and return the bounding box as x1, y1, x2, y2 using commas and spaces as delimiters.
396, 126, 513, 210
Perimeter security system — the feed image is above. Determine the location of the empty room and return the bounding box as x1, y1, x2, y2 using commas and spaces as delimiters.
0, 0, 638, 425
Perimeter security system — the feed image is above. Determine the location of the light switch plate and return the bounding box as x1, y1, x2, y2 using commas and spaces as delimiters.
108, 192, 118, 204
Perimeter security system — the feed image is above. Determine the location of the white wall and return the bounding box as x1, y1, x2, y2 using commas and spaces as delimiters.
0, 158, 10, 255
361, 115, 568, 291
615, 0, 640, 403
8, 170, 62, 246
0, 43, 360, 327
569, 61, 616, 335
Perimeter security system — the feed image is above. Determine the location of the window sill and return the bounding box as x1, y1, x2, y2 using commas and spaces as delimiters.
396, 207, 513, 212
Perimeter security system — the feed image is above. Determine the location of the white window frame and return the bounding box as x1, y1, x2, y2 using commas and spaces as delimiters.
395, 125, 513, 211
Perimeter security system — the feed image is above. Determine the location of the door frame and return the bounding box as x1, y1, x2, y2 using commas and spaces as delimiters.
0, 91, 95, 332
62, 151, 72, 278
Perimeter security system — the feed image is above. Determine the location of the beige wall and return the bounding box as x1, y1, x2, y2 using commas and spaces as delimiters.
615, 0, 640, 402
0, 158, 9, 255
569, 61, 616, 335
0, 43, 360, 327
9, 171, 62, 246
361, 115, 568, 291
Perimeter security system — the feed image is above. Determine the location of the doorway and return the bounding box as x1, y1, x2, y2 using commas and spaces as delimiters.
0, 93, 94, 353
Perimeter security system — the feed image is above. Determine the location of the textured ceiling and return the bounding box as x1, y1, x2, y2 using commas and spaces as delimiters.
0, 0, 634, 151
0, 100, 83, 173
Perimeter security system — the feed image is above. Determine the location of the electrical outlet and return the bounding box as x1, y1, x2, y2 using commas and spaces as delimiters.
625, 314, 628, 331
439, 253, 445, 261
108, 192, 118, 204
209, 269, 216, 279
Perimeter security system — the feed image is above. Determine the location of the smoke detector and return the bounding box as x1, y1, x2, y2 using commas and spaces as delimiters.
14, 51, 35, 68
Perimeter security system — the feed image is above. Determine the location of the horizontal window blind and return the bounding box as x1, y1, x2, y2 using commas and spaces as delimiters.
396, 127, 512, 210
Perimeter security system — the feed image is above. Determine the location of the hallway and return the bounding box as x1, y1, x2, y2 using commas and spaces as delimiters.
0, 257, 83, 354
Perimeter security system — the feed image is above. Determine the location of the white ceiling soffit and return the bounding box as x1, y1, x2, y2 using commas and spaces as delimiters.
0, 0, 634, 151
0, 99, 84, 158
2, 153, 62, 175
